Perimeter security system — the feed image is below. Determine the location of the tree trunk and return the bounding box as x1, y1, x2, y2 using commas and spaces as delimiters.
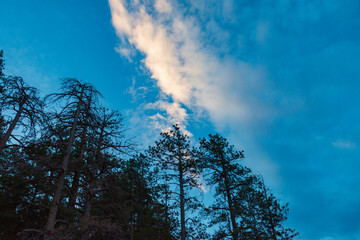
221, 157, 238, 240
80, 184, 93, 240
0, 103, 24, 151
68, 171, 80, 209
179, 157, 186, 240
45, 93, 83, 235
164, 182, 170, 238
81, 122, 104, 234
130, 187, 134, 240
68, 124, 88, 209
81, 185, 93, 230
262, 179, 277, 240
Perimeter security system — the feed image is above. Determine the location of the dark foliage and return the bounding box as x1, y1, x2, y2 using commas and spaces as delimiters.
0, 51, 298, 240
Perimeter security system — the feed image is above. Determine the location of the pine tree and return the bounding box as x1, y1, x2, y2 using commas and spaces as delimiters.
120, 154, 177, 240
198, 134, 298, 240
148, 124, 201, 240
233, 175, 298, 239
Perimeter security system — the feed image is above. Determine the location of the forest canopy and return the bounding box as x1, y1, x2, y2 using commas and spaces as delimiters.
0, 50, 298, 239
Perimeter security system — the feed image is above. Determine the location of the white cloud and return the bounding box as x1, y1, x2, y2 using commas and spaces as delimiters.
109, 0, 278, 183
115, 45, 135, 61
127, 78, 148, 102
146, 100, 192, 136
108, 0, 269, 124
154, 0, 172, 13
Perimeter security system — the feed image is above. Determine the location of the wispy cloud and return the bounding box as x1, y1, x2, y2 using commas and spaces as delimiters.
110, 0, 360, 239
108, 0, 269, 135
154, 0, 172, 13
332, 140, 357, 149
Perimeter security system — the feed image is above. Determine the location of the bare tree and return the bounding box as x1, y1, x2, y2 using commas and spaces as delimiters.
80, 107, 134, 234
0, 76, 44, 151
44, 78, 100, 235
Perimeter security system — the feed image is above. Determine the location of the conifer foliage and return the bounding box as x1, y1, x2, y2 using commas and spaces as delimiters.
0, 51, 298, 239
148, 125, 207, 240
197, 134, 298, 240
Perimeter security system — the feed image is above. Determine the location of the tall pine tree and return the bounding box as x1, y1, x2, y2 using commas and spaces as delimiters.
148, 125, 201, 240
198, 134, 298, 240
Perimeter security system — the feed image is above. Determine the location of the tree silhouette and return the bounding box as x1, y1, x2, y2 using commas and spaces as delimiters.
198, 134, 298, 239
44, 78, 100, 234
198, 134, 245, 240
148, 124, 201, 240
0, 53, 299, 239
0, 76, 44, 151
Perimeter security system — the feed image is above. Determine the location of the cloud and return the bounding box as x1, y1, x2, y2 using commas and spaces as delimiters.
109, 1, 360, 239
4, 1, 359, 238
332, 140, 356, 149
154, 0, 172, 13
127, 78, 148, 102
146, 100, 192, 136
108, 0, 280, 201
108, 0, 269, 133
115, 45, 135, 61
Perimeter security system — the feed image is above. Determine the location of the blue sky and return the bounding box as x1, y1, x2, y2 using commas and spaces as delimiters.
1, 0, 360, 239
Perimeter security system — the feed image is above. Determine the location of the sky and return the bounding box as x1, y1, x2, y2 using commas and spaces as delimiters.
1, 0, 360, 239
